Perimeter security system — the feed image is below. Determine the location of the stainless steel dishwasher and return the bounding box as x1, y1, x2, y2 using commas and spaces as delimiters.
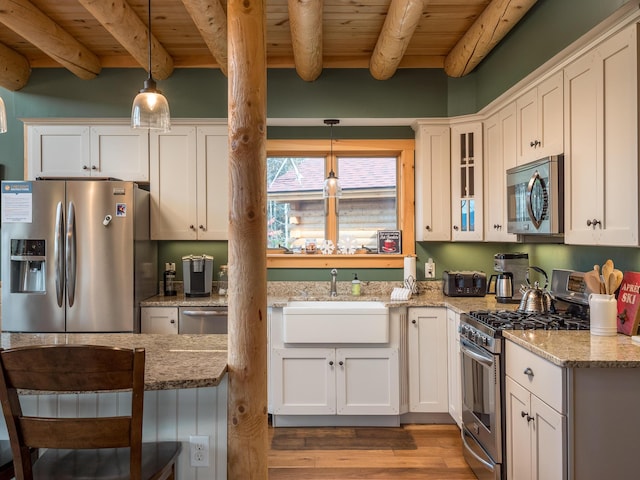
178, 306, 228, 334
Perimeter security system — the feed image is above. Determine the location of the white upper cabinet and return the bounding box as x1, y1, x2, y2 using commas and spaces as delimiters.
150, 125, 229, 240
564, 24, 638, 246
516, 71, 564, 165
26, 124, 149, 181
484, 103, 518, 242
451, 122, 483, 241
414, 123, 451, 241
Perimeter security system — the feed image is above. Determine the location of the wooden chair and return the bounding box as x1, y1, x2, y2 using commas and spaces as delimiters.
0, 345, 182, 480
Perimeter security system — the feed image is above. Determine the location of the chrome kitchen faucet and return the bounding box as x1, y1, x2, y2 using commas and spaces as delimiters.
330, 269, 338, 297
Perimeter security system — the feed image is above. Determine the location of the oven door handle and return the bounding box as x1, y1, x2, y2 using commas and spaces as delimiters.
461, 428, 497, 473
460, 338, 494, 368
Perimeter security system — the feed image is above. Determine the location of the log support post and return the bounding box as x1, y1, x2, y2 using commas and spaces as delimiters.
227, 0, 268, 478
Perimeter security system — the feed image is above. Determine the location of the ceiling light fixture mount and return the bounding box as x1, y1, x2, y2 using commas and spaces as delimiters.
323, 119, 342, 199
131, 0, 170, 132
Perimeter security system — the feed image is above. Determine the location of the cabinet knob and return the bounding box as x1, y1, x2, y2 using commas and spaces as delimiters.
91, 165, 98, 170
199, 225, 205, 231
586, 219, 601, 228
523, 367, 534, 377
453, 225, 459, 231
190, 225, 196, 230
329, 361, 334, 366
338, 361, 344, 366
521, 411, 534, 422
411, 319, 417, 325
425, 225, 431, 231
82, 165, 89, 170
170, 319, 175, 324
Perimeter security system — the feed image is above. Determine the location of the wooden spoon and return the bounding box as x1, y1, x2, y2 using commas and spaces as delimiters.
593, 264, 605, 293
601, 259, 614, 294
607, 272, 618, 297
584, 270, 603, 294
612, 269, 624, 293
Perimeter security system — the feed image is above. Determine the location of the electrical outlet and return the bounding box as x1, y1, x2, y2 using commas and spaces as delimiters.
425, 258, 436, 279
189, 435, 209, 467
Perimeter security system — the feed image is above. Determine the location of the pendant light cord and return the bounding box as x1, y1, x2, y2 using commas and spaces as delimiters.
147, 0, 152, 81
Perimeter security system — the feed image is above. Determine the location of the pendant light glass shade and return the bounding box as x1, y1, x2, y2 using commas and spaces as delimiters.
131, 0, 170, 132
0, 97, 7, 134
323, 170, 342, 198
131, 78, 170, 131
323, 119, 341, 198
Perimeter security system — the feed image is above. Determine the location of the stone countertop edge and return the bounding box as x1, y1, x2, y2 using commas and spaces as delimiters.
503, 330, 640, 368
0, 333, 228, 391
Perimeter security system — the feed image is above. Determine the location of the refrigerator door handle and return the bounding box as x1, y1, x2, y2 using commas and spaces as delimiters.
54, 201, 64, 308
66, 201, 77, 307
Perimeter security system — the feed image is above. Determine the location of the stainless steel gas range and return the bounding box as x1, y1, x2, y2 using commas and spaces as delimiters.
459, 269, 590, 480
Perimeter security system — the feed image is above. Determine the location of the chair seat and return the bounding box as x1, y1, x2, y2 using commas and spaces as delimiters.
31, 441, 182, 480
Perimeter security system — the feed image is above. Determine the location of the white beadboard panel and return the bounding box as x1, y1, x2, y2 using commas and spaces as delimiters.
0, 379, 228, 480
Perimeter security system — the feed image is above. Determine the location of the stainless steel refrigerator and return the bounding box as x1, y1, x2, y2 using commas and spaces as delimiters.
1, 180, 157, 332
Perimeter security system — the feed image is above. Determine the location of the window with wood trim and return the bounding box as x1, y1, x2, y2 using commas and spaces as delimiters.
266, 139, 415, 268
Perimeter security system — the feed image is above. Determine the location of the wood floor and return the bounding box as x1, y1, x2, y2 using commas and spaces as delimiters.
268, 424, 476, 480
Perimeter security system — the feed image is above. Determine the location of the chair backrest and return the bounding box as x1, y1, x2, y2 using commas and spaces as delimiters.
0, 344, 145, 480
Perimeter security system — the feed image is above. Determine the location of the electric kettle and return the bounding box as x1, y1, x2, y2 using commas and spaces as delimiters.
488, 272, 515, 303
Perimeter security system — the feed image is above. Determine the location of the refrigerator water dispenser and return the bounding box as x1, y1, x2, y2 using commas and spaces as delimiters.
10, 239, 46, 293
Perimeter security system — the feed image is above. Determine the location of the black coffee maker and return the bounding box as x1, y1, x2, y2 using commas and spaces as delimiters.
182, 254, 214, 297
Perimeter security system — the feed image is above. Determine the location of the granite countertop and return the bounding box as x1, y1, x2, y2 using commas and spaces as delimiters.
503, 330, 640, 368
142, 293, 228, 307
143, 288, 514, 313
0, 333, 228, 390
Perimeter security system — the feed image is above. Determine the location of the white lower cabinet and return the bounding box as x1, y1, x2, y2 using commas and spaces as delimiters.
269, 306, 402, 424
505, 341, 566, 480
505, 377, 565, 480
271, 347, 399, 416
140, 306, 178, 334
446, 309, 462, 426
407, 307, 448, 413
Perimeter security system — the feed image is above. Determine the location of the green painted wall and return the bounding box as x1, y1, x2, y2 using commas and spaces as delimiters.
467, 0, 631, 113
0, 0, 636, 283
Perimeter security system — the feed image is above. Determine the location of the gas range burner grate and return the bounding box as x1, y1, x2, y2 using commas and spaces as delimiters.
468, 310, 590, 331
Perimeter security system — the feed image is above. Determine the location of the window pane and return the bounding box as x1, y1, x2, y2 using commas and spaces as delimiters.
337, 156, 397, 250
267, 156, 325, 251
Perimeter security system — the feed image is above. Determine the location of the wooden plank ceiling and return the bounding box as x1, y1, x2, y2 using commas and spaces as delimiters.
0, 0, 538, 91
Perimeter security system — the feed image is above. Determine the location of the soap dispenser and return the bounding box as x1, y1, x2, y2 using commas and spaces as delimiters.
351, 274, 361, 296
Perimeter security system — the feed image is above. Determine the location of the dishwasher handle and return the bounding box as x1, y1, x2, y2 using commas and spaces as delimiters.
182, 310, 227, 317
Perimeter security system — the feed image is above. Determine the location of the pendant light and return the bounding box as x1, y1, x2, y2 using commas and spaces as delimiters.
131, 0, 170, 132
323, 119, 342, 198
0, 97, 6, 133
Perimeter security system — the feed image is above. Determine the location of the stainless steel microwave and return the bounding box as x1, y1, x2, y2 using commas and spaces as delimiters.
506, 155, 564, 235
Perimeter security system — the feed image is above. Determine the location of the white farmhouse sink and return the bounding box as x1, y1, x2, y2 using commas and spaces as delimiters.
282, 301, 389, 344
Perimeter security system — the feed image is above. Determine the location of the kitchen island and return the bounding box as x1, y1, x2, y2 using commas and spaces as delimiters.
0, 333, 228, 480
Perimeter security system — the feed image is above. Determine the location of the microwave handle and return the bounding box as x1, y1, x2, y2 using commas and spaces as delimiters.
526, 170, 546, 228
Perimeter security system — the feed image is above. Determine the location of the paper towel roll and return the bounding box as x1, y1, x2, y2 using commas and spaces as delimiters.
404, 256, 416, 283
